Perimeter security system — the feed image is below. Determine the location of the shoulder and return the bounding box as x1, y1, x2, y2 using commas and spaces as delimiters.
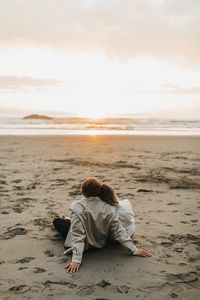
69, 197, 86, 213
102, 201, 118, 216
117, 199, 133, 210
117, 199, 135, 217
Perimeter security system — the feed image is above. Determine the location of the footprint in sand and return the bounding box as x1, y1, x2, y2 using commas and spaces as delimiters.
180, 221, 189, 224
78, 286, 96, 296
13, 185, 24, 191
18, 266, 29, 270
1, 210, 9, 214
167, 202, 178, 206
12, 200, 33, 213
1, 227, 28, 240
137, 189, 153, 193
12, 179, 22, 184
95, 299, 112, 300
97, 280, 111, 288
44, 250, 55, 257
0, 180, 7, 185
117, 285, 130, 294
174, 247, 184, 253
60, 257, 69, 263
16, 257, 35, 264
166, 271, 198, 284
33, 218, 51, 230
160, 241, 173, 247
33, 267, 46, 273
9, 285, 31, 294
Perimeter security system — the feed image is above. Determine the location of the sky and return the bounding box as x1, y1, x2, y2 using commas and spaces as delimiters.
0, 0, 200, 118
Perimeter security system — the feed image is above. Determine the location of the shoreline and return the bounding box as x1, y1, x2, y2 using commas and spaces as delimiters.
0, 132, 200, 137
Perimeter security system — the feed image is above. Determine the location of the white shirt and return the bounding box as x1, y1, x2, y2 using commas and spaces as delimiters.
117, 199, 136, 237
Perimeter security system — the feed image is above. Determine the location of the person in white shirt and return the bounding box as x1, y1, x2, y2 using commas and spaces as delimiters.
53, 177, 152, 274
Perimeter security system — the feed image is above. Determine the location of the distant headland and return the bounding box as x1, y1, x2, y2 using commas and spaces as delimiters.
23, 114, 53, 120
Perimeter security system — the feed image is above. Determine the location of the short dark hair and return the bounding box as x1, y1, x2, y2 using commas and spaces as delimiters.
81, 177, 102, 198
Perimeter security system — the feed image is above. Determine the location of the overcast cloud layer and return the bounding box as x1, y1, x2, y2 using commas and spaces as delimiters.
0, 76, 58, 90
0, 0, 200, 63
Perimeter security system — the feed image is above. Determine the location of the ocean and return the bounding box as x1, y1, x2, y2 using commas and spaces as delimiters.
0, 115, 200, 136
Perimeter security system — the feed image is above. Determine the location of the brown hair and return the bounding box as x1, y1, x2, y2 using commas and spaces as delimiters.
99, 183, 119, 206
81, 177, 118, 207
81, 177, 102, 198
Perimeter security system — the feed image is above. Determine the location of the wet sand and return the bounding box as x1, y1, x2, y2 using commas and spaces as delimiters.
0, 135, 200, 300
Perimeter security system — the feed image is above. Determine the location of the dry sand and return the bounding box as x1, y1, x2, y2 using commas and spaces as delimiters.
0, 135, 200, 300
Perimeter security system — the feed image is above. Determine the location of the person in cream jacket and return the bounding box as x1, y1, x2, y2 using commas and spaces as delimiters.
53, 177, 152, 274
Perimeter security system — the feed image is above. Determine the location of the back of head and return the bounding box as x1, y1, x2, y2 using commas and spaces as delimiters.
99, 183, 118, 207
81, 177, 102, 198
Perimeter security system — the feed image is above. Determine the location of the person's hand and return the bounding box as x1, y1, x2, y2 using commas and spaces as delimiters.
65, 262, 81, 273
135, 249, 152, 257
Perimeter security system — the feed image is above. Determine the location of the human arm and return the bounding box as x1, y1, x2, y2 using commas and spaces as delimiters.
110, 211, 152, 257
64, 211, 86, 272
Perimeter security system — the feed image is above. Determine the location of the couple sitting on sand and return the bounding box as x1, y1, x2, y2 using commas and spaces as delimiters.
53, 177, 152, 274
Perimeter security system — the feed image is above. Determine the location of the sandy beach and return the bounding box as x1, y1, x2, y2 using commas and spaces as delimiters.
0, 135, 200, 300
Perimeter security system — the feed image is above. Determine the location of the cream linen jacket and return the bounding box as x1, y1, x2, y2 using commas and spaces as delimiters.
64, 196, 137, 263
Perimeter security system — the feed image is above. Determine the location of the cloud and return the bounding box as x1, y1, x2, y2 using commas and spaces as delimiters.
0, 76, 59, 92
0, 0, 200, 63
146, 84, 200, 94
